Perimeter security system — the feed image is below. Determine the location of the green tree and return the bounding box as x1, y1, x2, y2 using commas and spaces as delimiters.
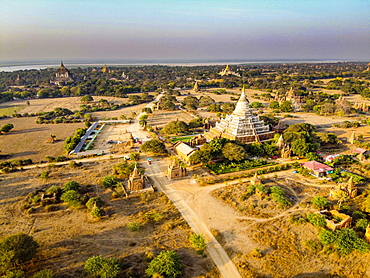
311, 196, 329, 210
291, 138, 311, 157
0, 233, 39, 269
0, 123, 14, 133
307, 213, 326, 227
140, 139, 167, 155
269, 101, 280, 109
40, 171, 50, 181
221, 102, 235, 114
189, 234, 207, 251
129, 152, 140, 161
305, 152, 321, 161
86, 197, 104, 210
161, 121, 188, 135
101, 175, 120, 188
142, 107, 153, 114
113, 162, 136, 178
63, 181, 80, 192
280, 101, 293, 112
222, 143, 246, 161
80, 95, 93, 103
249, 101, 264, 108
84, 255, 121, 278
60, 190, 81, 207
189, 145, 212, 164
146, 250, 183, 278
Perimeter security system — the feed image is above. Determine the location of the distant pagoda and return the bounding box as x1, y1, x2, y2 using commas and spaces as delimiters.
51, 61, 73, 85
204, 87, 274, 144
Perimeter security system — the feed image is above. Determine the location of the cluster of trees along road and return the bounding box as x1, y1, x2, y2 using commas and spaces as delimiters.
1, 62, 369, 103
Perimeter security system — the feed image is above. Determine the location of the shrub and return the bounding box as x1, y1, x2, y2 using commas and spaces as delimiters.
189, 234, 206, 251
40, 171, 50, 180
307, 213, 326, 227
304, 240, 323, 252
311, 196, 330, 210
84, 255, 121, 278
250, 248, 263, 258
0, 233, 39, 269
46, 185, 60, 195
356, 219, 370, 230
128, 222, 142, 232
91, 207, 105, 218
3, 270, 25, 278
60, 190, 81, 207
101, 175, 120, 188
145, 211, 163, 222
146, 250, 183, 278
63, 181, 80, 192
86, 197, 104, 210
32, 269, 54, 278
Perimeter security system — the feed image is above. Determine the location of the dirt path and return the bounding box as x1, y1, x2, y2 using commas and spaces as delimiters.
145, 158, 242, 278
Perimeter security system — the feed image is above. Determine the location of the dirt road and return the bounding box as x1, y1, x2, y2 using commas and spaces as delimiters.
146, 157, 242, 278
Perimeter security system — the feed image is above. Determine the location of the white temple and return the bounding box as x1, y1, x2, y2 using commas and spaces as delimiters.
204, 88, 274, 143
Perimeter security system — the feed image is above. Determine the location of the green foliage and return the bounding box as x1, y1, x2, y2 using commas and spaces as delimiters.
60, 190, 81, 207
249, 101, 264, 108
129, 152, 140, 161
113, 162, 135, 178
270, 186, 292, 208
84, 255, 121, 278
145, 211, 163, 222
356, 219, 370, 230
280, 101, 293, 112
161, 121, 188, 135
128, 222, 142, 232
32, 269, 54, 278
142, 107, 153, 114
188, 117, 203, 129
0, 233, 39, 270
140, 139, 167, 155
0, 123, 14, 133
206, 159, 275, 175
63, 181, 80, 192
222, 143, 246, 161
86, 197, 104, 210
307, 213, 326, 227
91, 207, 105, 218
101, 175, 121, 188
146, 250, 183, 278
46, 186, 60, 195
80, 95, 93, 103
311, 196, 329, 210
190, 148, 212, 165
268, 101, 280, 109
3, 270, 25, 278
319, 228, 370, 255
189, 234, 207, 251
305, 152, 321, 161
39, 171, 50, 180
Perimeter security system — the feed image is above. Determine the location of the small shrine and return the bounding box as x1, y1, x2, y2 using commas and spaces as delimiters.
348, 132, 356, 144
273, 121, 287, 134
167, 159, 187, 180
51, 61, 74, 85
124, 133, 135, 149
102, 64, 112, 73
250, 173, 262, 186
276, 134, 291, 158
189, 134, 206, 147
193, 81, 199, 92
218, 65, 240, 77
330, 177, 358, 199
127, 165, 145, 191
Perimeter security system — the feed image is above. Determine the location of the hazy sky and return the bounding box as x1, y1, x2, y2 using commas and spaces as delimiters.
1, 0, 369, 62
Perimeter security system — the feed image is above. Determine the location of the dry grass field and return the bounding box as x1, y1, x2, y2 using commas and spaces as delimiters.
0, 159, 219, 277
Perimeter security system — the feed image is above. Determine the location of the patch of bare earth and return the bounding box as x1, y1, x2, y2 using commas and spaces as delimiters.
0, 160, 219, 277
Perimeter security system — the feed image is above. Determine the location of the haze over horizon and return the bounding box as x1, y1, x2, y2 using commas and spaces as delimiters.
1, 0, 369, 63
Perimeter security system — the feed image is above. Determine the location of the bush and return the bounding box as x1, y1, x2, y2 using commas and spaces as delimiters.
46, 185, 60, 195
84, 255, 121, 278
128, 222, 142, 232
307, 213, 326, 227
32, 269, 54, 278
146, 250, 183, 278
0, 233, 39, 269
101, 175, 120, 188
304, 240, 323, 252
3, 270, 25, 278
91, 207, 105, 218
319, 228, 370, 255
63, 181, 80, 192
189, 234, 206, 251
86, 197, 104, 210
311, 196, 329, 210
60, 190, 81, 207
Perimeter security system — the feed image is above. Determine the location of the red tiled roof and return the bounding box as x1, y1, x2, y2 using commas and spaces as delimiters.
353, 148, 367, 154
302, 161, 334, 173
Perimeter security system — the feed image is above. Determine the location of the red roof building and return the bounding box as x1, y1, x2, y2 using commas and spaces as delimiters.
302, 161, 334, 177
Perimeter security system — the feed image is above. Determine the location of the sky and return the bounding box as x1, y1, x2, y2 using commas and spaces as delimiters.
1, 0, 369, 63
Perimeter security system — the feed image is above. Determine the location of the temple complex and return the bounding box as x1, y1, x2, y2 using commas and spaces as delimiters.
204, 88, 274, 144
51, 62, 74, 85
219, 65, 240, 77
167, 159, 187, 180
